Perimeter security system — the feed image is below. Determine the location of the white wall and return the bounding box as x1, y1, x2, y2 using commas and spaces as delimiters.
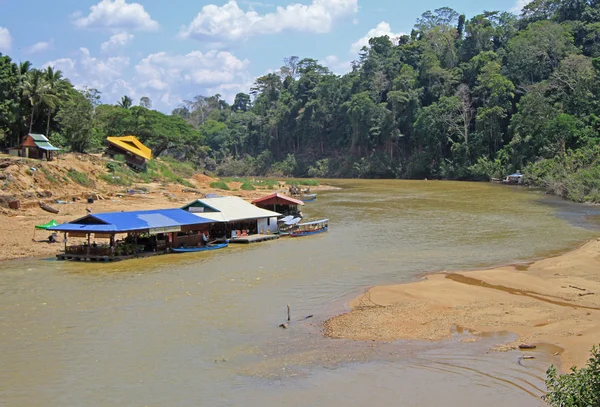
257, 217, 278, 234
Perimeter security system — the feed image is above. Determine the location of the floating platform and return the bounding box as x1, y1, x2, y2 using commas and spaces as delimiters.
56, 250, 167, 262
229, 234, 280, 244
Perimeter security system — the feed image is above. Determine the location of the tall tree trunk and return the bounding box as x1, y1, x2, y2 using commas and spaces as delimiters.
46, 110, 51, 138
29, 105, 35, 134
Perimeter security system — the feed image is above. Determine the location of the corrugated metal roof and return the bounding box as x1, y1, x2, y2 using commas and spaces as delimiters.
251, 193, 304, 206
28, 134, 60, 151
107, 136, 152, 160
182, 196, 280, 222
29, 134, 50, 142
49, 209, 213, 233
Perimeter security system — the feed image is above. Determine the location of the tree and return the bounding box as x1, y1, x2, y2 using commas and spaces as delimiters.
117, 95, 133, 109
139, 96, 152, 109
506, 20, 578, 85
22, 69, 51, 133
55, 89, 96, 152
0, 54, 20, 145
43, 66, 71, 139
232, 93, 251, 112
543, 345, 600, 407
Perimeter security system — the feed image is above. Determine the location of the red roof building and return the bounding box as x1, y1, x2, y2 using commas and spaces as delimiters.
251, 193, 304, 217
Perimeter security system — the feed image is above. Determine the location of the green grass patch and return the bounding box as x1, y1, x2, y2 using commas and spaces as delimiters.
240, 182, 255, 191
40, 167, 59, 184
160, 157, 195, 178
286, 179, 319, 186
67, 169, 93, 187
99, 173, 132, 186
210, 181, 230, 190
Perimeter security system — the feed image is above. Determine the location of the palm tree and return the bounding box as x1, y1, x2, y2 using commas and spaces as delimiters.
22, 69, 50, 133
43, 66, 71, 137
117, 95, 133, 109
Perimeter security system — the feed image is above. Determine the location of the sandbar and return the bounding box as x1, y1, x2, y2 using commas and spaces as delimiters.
325, 239, 600, 369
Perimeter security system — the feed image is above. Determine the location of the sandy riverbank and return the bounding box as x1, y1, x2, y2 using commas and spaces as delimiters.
0, 181, 337, 262
325, 239, 600, 369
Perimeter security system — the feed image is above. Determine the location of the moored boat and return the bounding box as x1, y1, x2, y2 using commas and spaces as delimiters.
300, 193, 317, 202
171, 242, 228, 253
290, 219, 328, 237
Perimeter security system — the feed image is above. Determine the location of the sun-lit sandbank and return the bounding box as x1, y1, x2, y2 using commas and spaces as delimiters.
325, 239, 600, 369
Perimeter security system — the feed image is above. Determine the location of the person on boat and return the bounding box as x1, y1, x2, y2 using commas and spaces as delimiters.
48, 233, 57, 243
202, 232, 208, 245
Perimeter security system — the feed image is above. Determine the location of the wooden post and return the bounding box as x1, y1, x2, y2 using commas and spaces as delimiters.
64, 233, 67, 252
287, 304, 291, 321
87, 233, 91, 256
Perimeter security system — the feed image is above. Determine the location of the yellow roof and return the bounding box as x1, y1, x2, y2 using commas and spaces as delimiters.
106, 136, 152, 160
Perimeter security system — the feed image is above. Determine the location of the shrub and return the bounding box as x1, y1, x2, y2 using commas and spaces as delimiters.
287, 179, 319, 186
210, 181, 230, 190
543, 345, 600, 407
240, 182, 255, 191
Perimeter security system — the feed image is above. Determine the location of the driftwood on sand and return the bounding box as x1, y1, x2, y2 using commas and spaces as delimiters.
39, 201, 59, 214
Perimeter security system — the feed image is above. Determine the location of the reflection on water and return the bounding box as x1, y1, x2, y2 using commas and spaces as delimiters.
0, 180, 597, 406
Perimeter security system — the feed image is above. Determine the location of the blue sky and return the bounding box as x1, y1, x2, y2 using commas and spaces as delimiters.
0, 0, 524, 112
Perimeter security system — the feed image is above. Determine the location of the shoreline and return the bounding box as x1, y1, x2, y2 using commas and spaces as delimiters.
325, 238, 600, 370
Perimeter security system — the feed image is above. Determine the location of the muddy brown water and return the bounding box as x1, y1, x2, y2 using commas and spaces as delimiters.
1, 180, 599, 406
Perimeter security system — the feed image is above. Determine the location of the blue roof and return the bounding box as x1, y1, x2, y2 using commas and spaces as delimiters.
508, 173, 523, 177
49, 208, 213, 233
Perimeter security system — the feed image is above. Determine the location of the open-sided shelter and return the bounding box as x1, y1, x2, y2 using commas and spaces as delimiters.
49, 208, 214, 261
12, 134, 60, 160
106, 136, 152, 171
251, 193, 304, 217
182, 196, 280, 238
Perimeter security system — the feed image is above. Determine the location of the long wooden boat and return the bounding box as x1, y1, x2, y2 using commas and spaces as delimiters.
290, 219, 328, 237
171, 242, 228, 253
300, 193, 317, 202
39, 201, 59, 214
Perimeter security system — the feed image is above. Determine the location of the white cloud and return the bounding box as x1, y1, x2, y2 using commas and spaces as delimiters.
134, 50, 250, 106
180, 0, 358, 43
44, 48, 130, 96
73, 0, 159, 31
350, 21, 405, 54
25, 40, 53, 55
510, 0, 528, 14
42, 47, 253, 111
101, 32, 134, 51
321, 55, 351, 75
0, 27, 12, 52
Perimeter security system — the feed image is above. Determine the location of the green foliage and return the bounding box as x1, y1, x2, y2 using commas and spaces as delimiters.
308, 159, 330, 178
240, 182, 255, 191
56, 88, 99, 153
524, 144, 600, 203
286, 179, 319, 186
543, 345, 600, 407
67, 169, 92, 187
210, 181, 230, 190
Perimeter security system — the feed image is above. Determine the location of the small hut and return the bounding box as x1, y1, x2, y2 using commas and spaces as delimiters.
106, 136, 152, 171
17, 134, 60, 160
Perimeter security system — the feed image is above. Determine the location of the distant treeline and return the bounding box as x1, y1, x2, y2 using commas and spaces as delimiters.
2, 0, 600, 201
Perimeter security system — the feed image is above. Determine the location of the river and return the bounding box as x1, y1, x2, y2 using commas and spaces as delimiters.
1, 180, 599, 406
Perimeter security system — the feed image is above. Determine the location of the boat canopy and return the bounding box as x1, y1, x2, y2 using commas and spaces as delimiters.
297, 218, 328, 227
285, 217, 302, 225
279, 215, 294, 223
